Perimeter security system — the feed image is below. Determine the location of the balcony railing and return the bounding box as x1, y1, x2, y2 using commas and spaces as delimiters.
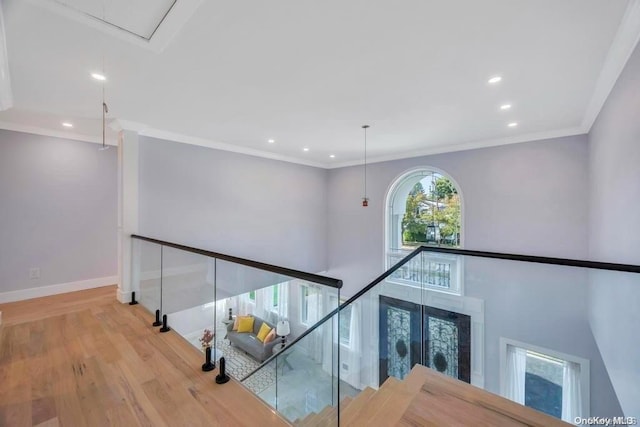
129, 234, 341, 392
240, 246, 640, 425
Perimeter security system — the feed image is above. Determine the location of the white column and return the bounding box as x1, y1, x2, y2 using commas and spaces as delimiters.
117, 129, 139, 303
0, 0, 14, 111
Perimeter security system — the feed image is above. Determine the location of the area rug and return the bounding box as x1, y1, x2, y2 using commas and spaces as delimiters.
216, 338, 276, 394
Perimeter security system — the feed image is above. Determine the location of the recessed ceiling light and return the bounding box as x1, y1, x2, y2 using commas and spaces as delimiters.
268, 139, 275, 144
500, 104, 512, 110
508, 122, 518, 127
303, 147, 310, 152
91, 72, 106, 81
329, 154, 335, 158
488, 76, 502, 84
61, 122, 74, 128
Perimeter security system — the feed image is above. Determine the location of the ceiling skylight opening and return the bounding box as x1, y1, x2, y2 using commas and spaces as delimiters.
508, 122, 518, 128
500, 104, 512, 110
61, 122, 74, 128
488, 76, 502, 84
91, 72, 107, 81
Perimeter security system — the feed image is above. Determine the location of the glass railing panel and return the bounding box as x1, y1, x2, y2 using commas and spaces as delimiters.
132, 238, 162, 314
410, 250, 640, 423
243, 318, 339, 426
243, 356, 277, 408
158, 246, 216, 359
339, 248, 640, 425
215, 258, 293, 303
130, 235, 345, 423
217, 259, 339, 385
161, 246, 214, 315
387, 248, 420, 284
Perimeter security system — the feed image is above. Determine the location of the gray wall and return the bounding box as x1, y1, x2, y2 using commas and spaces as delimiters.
0, 129, 117, 293
463, 258, 619, 417
326, 134, 590, 295
324, 135, 625, 415
138, 136, 328, 274
588, 39, 640, 417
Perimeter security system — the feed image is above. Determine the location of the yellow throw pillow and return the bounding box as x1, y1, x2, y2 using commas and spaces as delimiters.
237, 316, 255, 333
264, 328, 276, 344
256, 323, 272, 343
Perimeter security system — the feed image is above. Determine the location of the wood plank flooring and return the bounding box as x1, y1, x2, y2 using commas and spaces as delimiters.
0, 286, 289, 427
298, 365, 571, 426
398, 366, 569, 427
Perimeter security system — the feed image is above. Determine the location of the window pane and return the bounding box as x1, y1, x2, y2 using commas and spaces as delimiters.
301, 286, 309, 324
401, 173, 460, 248
339, 305, 352, 345
524, 351, 563, 419
248, 290, 255, 301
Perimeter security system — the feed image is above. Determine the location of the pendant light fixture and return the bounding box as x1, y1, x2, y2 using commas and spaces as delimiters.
362, 124, 370, 207
98, 87, 110, 151
97, 0, 110, 151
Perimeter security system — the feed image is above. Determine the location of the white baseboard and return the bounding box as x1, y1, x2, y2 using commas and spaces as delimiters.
0, 276, 118, 304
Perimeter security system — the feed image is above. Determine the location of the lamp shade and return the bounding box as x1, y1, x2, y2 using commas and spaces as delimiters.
276, 320, 290, 337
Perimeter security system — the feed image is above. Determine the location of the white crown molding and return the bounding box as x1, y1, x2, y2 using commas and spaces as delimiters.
116, 119, 327, 169
0, 120, 119, 145
27, 0, 202, 53
581, 0, 640, 131
328, 126, 587, 169
0, 118, 587, 170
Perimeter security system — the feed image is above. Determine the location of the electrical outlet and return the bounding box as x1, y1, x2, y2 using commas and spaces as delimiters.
29, 267, 40, 279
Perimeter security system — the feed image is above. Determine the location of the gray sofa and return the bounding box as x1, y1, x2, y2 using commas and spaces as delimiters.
226, 316, 278, 362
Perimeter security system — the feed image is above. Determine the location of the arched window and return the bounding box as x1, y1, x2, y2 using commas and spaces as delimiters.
385, 168, 463, 294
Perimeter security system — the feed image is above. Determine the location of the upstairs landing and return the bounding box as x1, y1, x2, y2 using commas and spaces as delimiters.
0, 286, 288, 426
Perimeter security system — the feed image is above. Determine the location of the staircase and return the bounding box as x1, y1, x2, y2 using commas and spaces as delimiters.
294, 365, 570, 426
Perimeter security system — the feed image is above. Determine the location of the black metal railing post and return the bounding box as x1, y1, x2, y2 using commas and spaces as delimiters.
129, 291, 139, 305
159, 314, 170, 332
152, 309, 162, 327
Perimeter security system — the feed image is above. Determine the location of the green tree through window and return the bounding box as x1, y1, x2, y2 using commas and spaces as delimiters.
401, 175, 460, 247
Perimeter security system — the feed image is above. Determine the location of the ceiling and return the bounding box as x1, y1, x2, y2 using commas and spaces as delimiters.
1, 0, 639, 168
51, 0, 176, 40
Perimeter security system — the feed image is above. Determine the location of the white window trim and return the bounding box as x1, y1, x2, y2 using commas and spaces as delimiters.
329, 295, 352, 349
384, 166, 465, 257
244, 292, 256, 306
300, 284, 310, 326
499, 337, 590, 419
339, 303, 353, 348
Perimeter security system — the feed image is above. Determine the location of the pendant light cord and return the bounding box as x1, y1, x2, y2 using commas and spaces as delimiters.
363, 125, 370, 200
101, 0, 108, 150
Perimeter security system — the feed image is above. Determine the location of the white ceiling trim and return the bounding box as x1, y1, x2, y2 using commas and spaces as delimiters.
582, 0, 640, 131
27, 0, 202, 53
0, 120, 117, 145
0, 118, 586, 169
116, 120, 327, 169
328, 126, 587, 169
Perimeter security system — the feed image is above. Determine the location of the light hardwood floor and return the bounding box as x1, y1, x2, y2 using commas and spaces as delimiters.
0, 286, 289, 427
